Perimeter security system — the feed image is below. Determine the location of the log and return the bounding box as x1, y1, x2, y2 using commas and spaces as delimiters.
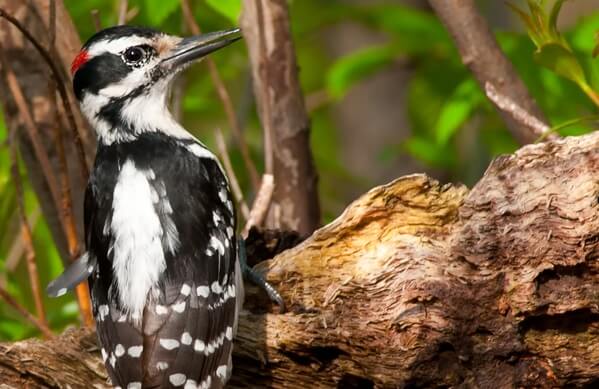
2, 132, 599, 387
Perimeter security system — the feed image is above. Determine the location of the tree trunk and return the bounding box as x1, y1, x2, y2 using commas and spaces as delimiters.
240, 0, 321, 236
1, 131, 599, 387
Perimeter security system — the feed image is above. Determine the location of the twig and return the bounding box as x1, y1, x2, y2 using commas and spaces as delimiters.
484, 82, 557, 140
0, 44, 63, 226
8, 127, 48, 332
90, 9, 101, 32
215, 128, 250, 221
242, 174, 275, 237
0, 285, 53, 339
0, 7, 90, 179
5, 209, 40, 272
180, 0, 261, 191
428, 0, 550, 145
49, 82, 95, 328
118, 0, 128, 25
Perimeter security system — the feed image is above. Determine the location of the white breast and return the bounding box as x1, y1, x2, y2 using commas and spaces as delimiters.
109, 159, 175, 319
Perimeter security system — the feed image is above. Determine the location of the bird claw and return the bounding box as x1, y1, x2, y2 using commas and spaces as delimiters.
238, 238, 286, 313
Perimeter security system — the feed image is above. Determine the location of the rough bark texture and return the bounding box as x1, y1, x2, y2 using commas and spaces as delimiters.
1, 132, 599, 387
428, 0, 550, 144
0, 0, 95, 264
240, 0, 321, 236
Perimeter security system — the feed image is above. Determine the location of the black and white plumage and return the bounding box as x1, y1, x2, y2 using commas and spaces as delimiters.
59, 25, 243, 388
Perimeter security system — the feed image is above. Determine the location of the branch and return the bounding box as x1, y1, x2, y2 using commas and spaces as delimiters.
428, 0, 552, 144
8, 126, 48, 332
0, 286, 53, 339
241, 0, 321, 235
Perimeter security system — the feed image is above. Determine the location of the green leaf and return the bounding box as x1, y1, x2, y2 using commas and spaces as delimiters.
144, 0, 179, 25
326, 45, 396, 99
403, 137, 456, 168
435, 78, 481, 145
205, 0, 241, 23
534, 42, 588, 86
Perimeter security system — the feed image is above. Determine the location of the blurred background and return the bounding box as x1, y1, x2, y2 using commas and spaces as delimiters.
0, 0, 597, 341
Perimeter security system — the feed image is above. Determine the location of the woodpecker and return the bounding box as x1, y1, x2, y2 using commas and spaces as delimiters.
50, 25, 244, 388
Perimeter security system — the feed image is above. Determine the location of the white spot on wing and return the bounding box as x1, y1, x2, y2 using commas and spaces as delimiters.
196, 285, 210, 298
194, 339, 205, 352
180, 284, 191, 296
101, 348, 108, 362
159, 338, 180, 350
211, 281, 222, 294
155, 305, 168, 315
209, 236, 225, 256
181, 332, 192, 345
56, 288, 67, 297
156, 361, 169, 371
169, 373, 187, 386
184, 379, 198, 389
172, 301, 186, 313
216, 365, 229, 381
128, 345, 143, 357
225, 326, 233, 341
127, 383, 142, 389
115, 344, 125, 357
99, 305, 109, 320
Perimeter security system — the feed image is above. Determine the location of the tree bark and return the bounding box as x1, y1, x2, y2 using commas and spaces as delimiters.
1, 131, 599, 387
240, 0, 321, 236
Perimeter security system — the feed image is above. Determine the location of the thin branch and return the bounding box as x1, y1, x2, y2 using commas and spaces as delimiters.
242, 174, 275, 237
0, 44, 63, 225
215, 128, 250, 221
49, 83, 95, 328
485, 82, 557, 140
0, 285, 53, 339
180, 0, 261, 191
0, 7, 90, 179
90, 9, 102, 32
8, 127, 48, 331
5, 209, 40, 272
118, 0, 128, 25
428, 0, 550, 145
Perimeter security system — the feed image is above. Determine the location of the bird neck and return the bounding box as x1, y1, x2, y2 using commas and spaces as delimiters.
81, 88, 193, 146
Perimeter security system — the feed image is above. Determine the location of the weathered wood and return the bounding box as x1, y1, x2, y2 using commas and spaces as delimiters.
1, 132, 599, 387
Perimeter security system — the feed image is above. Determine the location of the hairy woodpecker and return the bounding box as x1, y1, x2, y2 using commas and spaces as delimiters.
55, 25, 244, 388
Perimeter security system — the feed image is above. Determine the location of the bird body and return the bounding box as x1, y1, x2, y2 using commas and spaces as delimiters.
61, 25, 243, 388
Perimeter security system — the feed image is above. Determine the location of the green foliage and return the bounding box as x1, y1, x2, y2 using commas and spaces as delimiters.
143, 0, 180, 25
510, 0, 599, 106
327, 44, 396, 99
205, 0, 241, 23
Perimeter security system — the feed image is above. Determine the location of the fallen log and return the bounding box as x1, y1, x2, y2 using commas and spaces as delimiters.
2, 132, 599, 388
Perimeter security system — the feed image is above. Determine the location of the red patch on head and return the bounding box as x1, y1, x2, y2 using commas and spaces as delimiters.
71, 50, 90, 75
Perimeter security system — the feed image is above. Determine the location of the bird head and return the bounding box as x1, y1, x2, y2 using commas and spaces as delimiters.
71, 26, 240, 144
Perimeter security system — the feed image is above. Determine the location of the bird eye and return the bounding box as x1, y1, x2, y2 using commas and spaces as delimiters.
123, 46, 145, 63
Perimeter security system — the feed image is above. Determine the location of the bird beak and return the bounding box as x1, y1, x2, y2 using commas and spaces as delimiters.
160, 28, 241, 73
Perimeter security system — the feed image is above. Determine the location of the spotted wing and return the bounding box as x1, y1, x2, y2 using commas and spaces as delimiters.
139, 146, 240, 388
